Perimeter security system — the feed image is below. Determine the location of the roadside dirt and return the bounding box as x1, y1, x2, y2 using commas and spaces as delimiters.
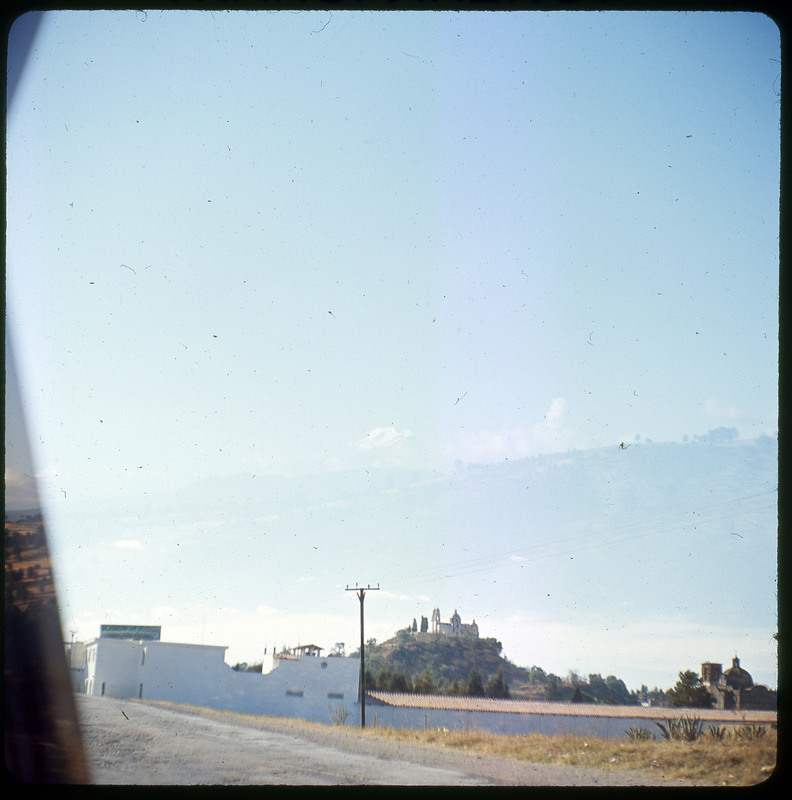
76, 695, 696, 786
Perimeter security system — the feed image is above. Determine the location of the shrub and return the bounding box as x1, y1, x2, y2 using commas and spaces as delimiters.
735, 724, 767, 740
328, 703, 350, 725
706, 725, 729, 740
655, 716, 704, 741
626, 726, 654, 741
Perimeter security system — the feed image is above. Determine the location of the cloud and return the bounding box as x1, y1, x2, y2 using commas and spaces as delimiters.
346, 426, 420, 469
703, 398, 743, 423
113, 539, 144, 550
353, 427, 413, 451
450, 398, 570, 464
4, 467, 39, 509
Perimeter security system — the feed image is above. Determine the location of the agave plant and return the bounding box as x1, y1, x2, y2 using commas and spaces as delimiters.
655, 716, 704, 741
654, 719, 676, 740
706, 724, 728, 740
734, 724, 767, 740
626, 725, 654, 741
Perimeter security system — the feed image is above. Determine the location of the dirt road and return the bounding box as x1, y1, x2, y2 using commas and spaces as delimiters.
76, 696, 693, 786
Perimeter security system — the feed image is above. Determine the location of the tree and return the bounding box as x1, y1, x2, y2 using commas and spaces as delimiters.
329, 642, 346, 657
466, 668, 485, 697
647, 686, 668, 706
390, 669, 413, 693
411, 618, 418, 633
414, 666, 437, 695
667, 670, 715, 709
231, 662, 262, 672
484, 666, 510, 699
364, 667, 376, 690
420, 615, 429, 633
569, 684, 595, 704
376, 665, 393, 691
376, 664, 414, 693
588, 673, 607, 700
605, 675, 631, 705
545, 674, 563, 701
528, 666, 547, 685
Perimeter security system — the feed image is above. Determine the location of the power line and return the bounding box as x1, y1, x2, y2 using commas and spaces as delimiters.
374, 490, 777, 592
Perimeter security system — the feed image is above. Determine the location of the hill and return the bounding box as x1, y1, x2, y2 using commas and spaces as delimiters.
363, 630, 531, 695
358, 630, 652, 704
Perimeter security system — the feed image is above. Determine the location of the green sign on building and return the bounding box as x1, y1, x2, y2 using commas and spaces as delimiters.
100, 624, 161, 641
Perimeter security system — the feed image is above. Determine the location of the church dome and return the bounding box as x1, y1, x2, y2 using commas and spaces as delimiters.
723, 656, 753, 689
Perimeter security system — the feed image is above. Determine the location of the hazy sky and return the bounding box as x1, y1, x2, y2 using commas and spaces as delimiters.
6, 9, 779, 689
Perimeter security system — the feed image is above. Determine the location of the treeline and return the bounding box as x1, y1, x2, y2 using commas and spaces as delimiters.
367, 663, 511, 698
358, 631, 658, 704
231, 662, 263, 672
523, 666, 665, 706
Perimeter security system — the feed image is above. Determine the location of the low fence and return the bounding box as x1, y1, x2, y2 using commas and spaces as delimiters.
363, 693, 777, 740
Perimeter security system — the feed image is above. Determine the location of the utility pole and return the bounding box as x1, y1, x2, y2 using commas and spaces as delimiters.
346, 584, 379, 728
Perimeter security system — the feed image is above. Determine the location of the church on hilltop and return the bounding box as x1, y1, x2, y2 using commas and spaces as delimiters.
430, 608, 479, 638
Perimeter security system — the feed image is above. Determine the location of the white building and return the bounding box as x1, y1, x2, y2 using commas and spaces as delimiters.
430, 608, 479, 638
81, 636, 361, 725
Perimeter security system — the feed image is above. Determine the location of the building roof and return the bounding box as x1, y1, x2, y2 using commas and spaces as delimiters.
366, 691, 776, 722
723, 655, 754, 689
86, 637, 226, 652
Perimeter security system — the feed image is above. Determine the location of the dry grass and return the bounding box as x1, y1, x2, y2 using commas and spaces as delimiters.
143, 701, 777, 787
359, 724, 777, 786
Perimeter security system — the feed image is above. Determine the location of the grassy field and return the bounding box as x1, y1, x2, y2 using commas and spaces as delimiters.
148, 701, 776, 787
359, 724, 777, 787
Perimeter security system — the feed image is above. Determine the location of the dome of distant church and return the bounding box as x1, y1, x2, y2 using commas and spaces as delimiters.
723, 656, 754, 690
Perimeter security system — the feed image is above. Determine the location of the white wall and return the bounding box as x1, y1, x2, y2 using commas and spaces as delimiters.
85, 638, 145, 698
86, 638, 362, 726
204, 654, 361, 726
84, 639, 775, 738
366, 704, 777, 740
232, 655, 360, 724
139, 642, 229, 706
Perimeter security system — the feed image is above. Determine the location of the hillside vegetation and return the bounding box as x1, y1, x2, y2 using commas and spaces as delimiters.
362, 631, 528, 696
359, 630, 648, 704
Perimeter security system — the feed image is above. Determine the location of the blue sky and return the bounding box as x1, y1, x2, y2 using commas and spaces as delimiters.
6, 10, 779, 690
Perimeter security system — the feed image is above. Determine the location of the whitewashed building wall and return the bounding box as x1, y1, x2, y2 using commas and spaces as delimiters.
85, 637, 146, 699
83, 638, 361, 726
137, 642, 230, 706
366, 698, 777, 740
